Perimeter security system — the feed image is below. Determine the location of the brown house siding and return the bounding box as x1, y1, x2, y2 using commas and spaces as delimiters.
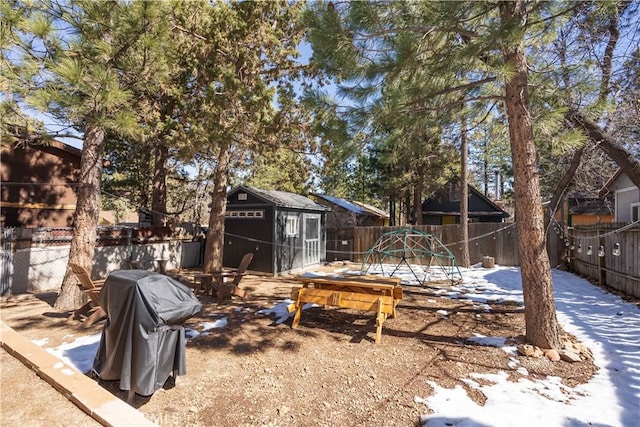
1, 141, 81, 227
551, 198, 615, 227
569, 214, 615, 226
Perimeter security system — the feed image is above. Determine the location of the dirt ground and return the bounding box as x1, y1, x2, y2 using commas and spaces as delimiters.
1, 263, 598, 427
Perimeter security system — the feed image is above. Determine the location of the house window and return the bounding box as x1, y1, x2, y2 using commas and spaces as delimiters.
286, 216, 299, 237
442, 215, 457, 225
632, 203, 640, 222
238, 193, 248, 201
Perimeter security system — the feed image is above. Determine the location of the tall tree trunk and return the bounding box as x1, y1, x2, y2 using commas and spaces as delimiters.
459, 113, 471, 268
499, 1, 561, 350
567, 111, 640, 189
204, 141, 232, 273
404, 190, 412, 225
389, 196, 396, 226
483, 136, 489, 196
152, 142, 168, 227
54, 124, 105, 310
412, 185, 423, 226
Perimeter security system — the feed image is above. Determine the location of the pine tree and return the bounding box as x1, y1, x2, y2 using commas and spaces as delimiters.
165, 0, 307, 273
304, 0, 567, 348
544, 1, 640, 217
1, 0, 167, 309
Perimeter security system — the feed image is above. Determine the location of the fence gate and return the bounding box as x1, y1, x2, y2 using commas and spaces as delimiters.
303, 214, 321, 265
1, 228, 15, 296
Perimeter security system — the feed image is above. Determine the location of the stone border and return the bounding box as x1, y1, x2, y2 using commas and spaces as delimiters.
0, 321, 156, 427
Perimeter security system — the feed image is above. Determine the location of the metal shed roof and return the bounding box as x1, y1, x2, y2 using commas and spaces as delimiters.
230, 186, 329, 211
314, 194, 367, 214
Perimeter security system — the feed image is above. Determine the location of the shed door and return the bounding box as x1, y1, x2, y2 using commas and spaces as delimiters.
303, 214, 321, 265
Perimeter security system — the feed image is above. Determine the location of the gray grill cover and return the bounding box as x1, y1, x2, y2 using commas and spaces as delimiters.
92, 270, 202, 396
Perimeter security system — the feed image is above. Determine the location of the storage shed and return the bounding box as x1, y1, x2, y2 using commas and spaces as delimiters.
223, 186, 329, 275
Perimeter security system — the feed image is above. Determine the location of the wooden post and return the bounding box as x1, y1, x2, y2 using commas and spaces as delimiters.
598, 228, 606, 286
375, 297, 385, 344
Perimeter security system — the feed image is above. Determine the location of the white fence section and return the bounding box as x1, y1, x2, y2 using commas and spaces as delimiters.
1, 240, 202, 294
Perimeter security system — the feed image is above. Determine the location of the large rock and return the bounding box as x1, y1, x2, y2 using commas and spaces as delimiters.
517, 344, 543, 358
559, 349, 582, 363
562, 339, 592, 361
544, 349, 561, 362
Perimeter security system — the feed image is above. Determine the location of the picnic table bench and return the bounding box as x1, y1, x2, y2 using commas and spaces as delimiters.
287, 275, 403, 344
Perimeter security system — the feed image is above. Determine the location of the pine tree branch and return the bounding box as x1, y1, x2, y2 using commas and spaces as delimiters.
402, 77, 498, 109
566, 110, 640, 190
3, 123, 83, 144
260, 63, 309, 77
526, 3, 580, 27
405, 95, 503, 113
545, 145, 585, 228
170, 23, 207, 41
353, 25, 479, 40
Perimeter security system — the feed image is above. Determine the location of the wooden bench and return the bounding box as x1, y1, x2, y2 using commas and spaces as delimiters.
287, 275, 403, 344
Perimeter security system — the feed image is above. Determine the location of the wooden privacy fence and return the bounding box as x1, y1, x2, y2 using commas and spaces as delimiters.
569, 222, 640, 298
326, 227, 356, 262
352, 223, 520, 266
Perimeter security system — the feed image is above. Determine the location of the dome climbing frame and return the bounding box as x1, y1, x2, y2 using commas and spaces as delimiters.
361, 228, 463, 285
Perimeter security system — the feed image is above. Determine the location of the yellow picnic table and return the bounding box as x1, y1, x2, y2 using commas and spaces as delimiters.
287, 275, 403, 344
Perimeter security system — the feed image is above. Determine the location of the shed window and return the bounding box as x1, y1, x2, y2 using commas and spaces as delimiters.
286, 216, 299, 236
632, 203, 640, 222
238, 193, 248, 200
225, 210, 264, 219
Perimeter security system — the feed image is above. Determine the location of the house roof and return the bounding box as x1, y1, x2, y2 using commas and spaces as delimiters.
422, 177, 510, 218
229, 186, 329, 211
46, 140, 82, 157
2, 138, 82, 158
567, 197, 613, 215
598, 169, 624, 198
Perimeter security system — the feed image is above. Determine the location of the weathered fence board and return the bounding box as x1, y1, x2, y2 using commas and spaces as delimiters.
353, 223, 519, 266
570, 222, 640, 298
326, 228, 355, 261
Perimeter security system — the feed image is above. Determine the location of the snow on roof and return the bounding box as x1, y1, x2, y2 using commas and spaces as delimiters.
314, 194, 367, 214
350, 200, 390, 218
